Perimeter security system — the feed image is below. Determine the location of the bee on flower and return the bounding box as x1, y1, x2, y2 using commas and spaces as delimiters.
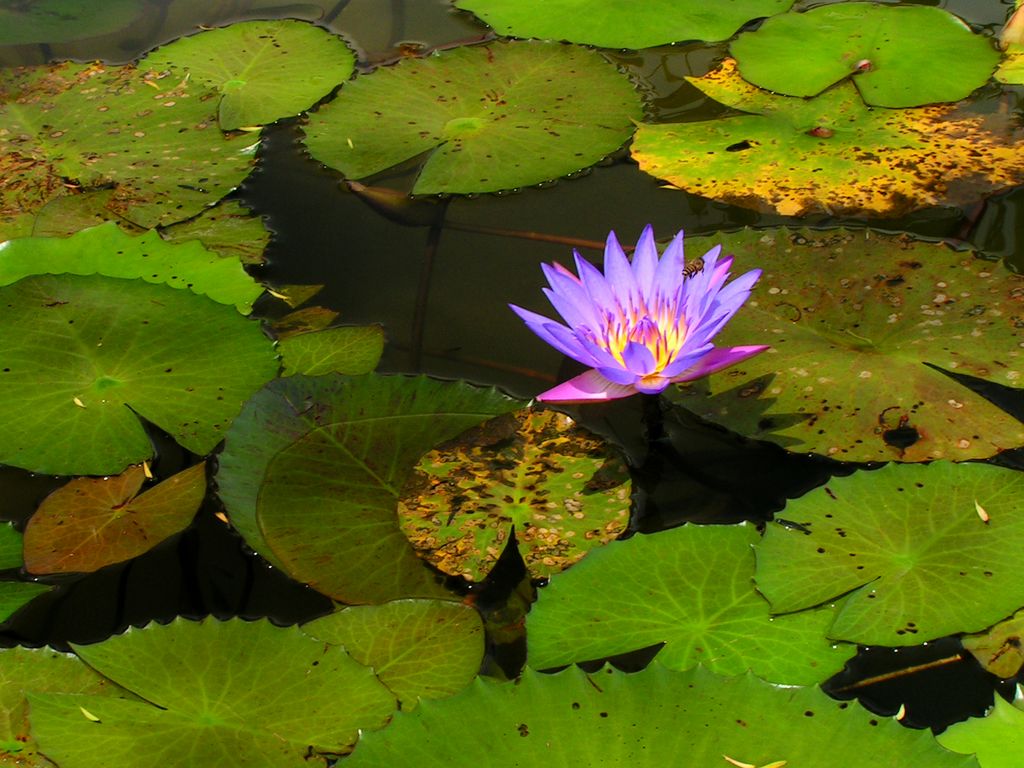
509, 225, 768, 403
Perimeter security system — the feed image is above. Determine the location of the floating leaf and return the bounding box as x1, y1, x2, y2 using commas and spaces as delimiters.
30, 618, 396, 768
754, 462, 1024, 646
731, 3, 999, 107
398, 409, 630, 582
632, 60, 1024, 218
0, 0, 144, 45
160, 200, 269, 265
939, 696, 1024, 768
279, 325, 384, 376
453, 0, 794, 49
346, 664, 975, 768
963, 608, 1024, 679
0, 524, 51, 624
0, 61, 257, 228
303, 599, 484, 707
666, 227, 1024, 463
0, 274, 277, 475
23, 463, 206, 575
0, 151, 65, 242
997, 48, 1024, 84
527, 523, 854, 685
303, 41, 642, 194
271, 306, 339, 337
216, 374, 519, 602
0, 223, 262, 313
144, 20, 355, 130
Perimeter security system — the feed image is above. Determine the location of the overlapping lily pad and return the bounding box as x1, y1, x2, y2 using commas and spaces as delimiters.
667, 227, 1024, 463
216, 374, 519, 603
963, 608, 1024, 679
527, 523, 853, 685
303, 41, 643, 194
755, 462, 1024, 646
939, 696, 1024, 768
0, 274, 278, 475
0, 524, 51, 625
453, 0, 794, 49
398, 409, 631, 582
144, 20, 355, 130
23, 463, 206, 575
346, 664, 975, 768
278, 325, 384, 376
631, 59, 1024, 218
29, 618, 397, 768
303, 599, 484, 707
0, 0, 144, 46
731, 3, 1000, 107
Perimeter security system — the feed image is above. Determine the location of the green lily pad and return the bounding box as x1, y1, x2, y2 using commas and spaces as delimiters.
0, 61, 257, 229
302, 599, 484, 708
278, 325, 384, 376
0, 0, 143, 46
23, 463, 206, 575
144, 20, 355, 131
453, 0, 794, 49
939, 696, 1024, 768
963, 608, 1024, 679
0, 223, 262, 313
0, 524, 51, 624
346, 664, 976, 768
0, 274, 278, 475
731, 3, 1000, 107
303, 41, 642, 195
0, 523, 21, 570
527, 523, 854, 685
755, 462, 1024, 646
666, 227, 1024, 463
632, 60, 1024, 218
397, 408, 631, 582
216, 374, 519, 602
29, 618, 396, 768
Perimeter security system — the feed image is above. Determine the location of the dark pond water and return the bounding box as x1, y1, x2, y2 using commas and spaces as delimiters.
1, 0, 1023, 738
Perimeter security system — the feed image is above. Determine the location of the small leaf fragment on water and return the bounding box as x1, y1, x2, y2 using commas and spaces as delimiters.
79, 706, 100, 722
975, 499, 990, 524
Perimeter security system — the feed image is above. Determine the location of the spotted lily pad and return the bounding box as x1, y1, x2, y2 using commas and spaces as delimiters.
29, 618, 397, 768
963, 608, 1024, 679
0, 0, 144, 45
731, 3, 1000, 107
144, 20, 355, 130
631, 59, 1024, 218
754, 462, 1024, 646
527, 523, 854, 685
453, 0, 794, 49
939, 695, 1024, 768
667, 227, 1024, 463
0, 223, 262, 313
216, 374, 519, 603
397, 409, 630, 582
23, 463, 206, 575
302, 599, 484, 708
0, 524, 51, 625
346, 664, 976, 768
278, 325, 384, 376
0, 274, 278, 475
0, 61, 257, 228
303, 41, 643, 194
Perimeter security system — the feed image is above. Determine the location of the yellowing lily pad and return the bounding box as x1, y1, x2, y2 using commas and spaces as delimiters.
669, 227, 1024, 463
303, 41, 642, 194
23, 463, 206, 575
398, 408, 631, 582
278, 325, 384, 376
963, 608, 1024, 679
631, 59, 1024, 218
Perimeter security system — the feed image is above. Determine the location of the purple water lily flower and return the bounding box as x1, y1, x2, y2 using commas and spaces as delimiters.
510, 226, 769, 403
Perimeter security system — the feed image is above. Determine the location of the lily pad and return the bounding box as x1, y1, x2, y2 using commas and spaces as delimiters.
303, 41, 643, 194
23, 463, 206, 575
29, 618, 396, 768
0, 151, 65, 242
453, 0, 794, 49
0, 274, 278, 475
158, 200, 269, 266
631, 59, 1024, 218
731, 3, 1000, 107
215, 374, 519, 602
754, 462, 1024, 646
0, 524, 51, 625
0, 61, 257, 228
0, 0, 143, 46
278, 325, 384, 376
939, 696, 1024, 768
0, 223, 262, 313
302, 599, 484, 707
398, 408, 631, 582
144, 20, 355, 130
962, 608, 1024, 679
667, 227, 1024, 463
346, 664, 976, 768
527, 523, 854, 685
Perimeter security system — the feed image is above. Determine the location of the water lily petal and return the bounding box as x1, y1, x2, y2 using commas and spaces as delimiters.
574, 251, 615, 310
660, 342, 714, 378
541, 272, 600, 331
621, 340, 658, 376
602, 230, 639, 310
652, 230, 686, 298
631, 224, 659, 298
670, 345, 770, 383
508, 304, 582, 360
536, 369, 638, 403
634, 375, 671, 394
596, 365, 640, 385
